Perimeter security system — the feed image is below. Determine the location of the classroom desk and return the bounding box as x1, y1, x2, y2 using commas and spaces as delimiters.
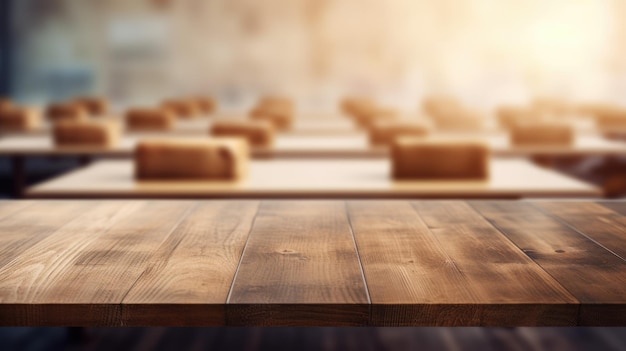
0, 134, 376, 158
2, 133, 623, 196
3, 133, 626, 157
0, 115, 360, 137
172, 115, 360, 135
0, 133, 384, 196
2, 133, 626, 158
0, 134, 363, 196
271, 134, 626, 158
145, 117, 360, 136
0, 200, 624, 326
0, 134, 375, 196
25, 158, 601, 199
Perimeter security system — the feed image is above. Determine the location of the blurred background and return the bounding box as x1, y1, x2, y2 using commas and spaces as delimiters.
4, 0, 626, 110
1, 1, 626, 350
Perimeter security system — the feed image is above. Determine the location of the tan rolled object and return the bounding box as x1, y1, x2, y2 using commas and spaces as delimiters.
593, 108, 626, 129
75, 97, 109, 116
161, 99, 201, 119
422, 96, 462, 118
431, 112, 485, 131
0, 107, 42, 132
211, 119, 275, 148
422, 97, 486, 131
250, 106, 294, 131
511, 122, 575, 147
392, 138, 490, 180
257, 97, 295, 116
577, 103, 615, 117
258, 97, 294, 111
194, 97, 217, 114
341, 97, 377, 119
497, 106, 542, 129
354, 107, 399, 128
340, 97, 361, 115
46, 102, 88, 122
369, 120, 430, 146
135, 138, 249, 180
0, 98, 13, 111
532, 98, 571, 116
126, 108, 176, 131
53, 119, 121, 147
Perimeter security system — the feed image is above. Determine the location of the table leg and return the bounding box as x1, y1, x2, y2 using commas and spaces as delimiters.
78, 155, 92, 167
66, 327, 88, 343
11, 156, 25, 198
531, 155, 555, 168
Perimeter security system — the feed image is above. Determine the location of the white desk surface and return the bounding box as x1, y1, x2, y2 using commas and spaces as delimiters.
26, 158, 602, 199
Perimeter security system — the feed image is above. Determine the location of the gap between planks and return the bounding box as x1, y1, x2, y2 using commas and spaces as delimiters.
465, 200, 584, 323
344, 201, 372, 305
225, 202, 262, 304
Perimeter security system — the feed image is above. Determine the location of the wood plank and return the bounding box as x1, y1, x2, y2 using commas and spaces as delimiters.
597, 201, 626, 216
347, 200, 492, 326
0, 201, 34, 221
0, 201, 97, 269
472, 201, 626, 326
0, 201, 193, 326
535, 202, 626, 262
122, 201, 260, 326
227, 201, 369, 326
410, 201, 578, 326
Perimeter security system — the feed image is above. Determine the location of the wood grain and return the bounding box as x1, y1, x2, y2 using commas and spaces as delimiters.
0, 201, 99, 269
227, 201, 369, 326
472, 201, 626, 325
122, 201, 260, 326
348, 200, 478, 326
411, 201, 578, 326
535, 201, 626, 261
597, 201, 626, 216
0, 201, 34, 220
0, 200, 624, 326
0, 201, 193, 326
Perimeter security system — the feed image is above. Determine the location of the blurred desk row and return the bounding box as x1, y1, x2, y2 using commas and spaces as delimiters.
1, 133, 621, 198
1, 115, 362, 137
0, 134, 626, 197
2, 133, 625, 158
25, 158, 601, 199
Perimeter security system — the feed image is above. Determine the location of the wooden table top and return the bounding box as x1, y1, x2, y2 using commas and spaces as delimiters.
25, 158, 601, 199
1, 133, 625, 159
0, 200, 625, 326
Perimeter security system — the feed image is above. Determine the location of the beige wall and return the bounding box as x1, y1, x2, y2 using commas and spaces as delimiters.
12, 0, 626, 109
